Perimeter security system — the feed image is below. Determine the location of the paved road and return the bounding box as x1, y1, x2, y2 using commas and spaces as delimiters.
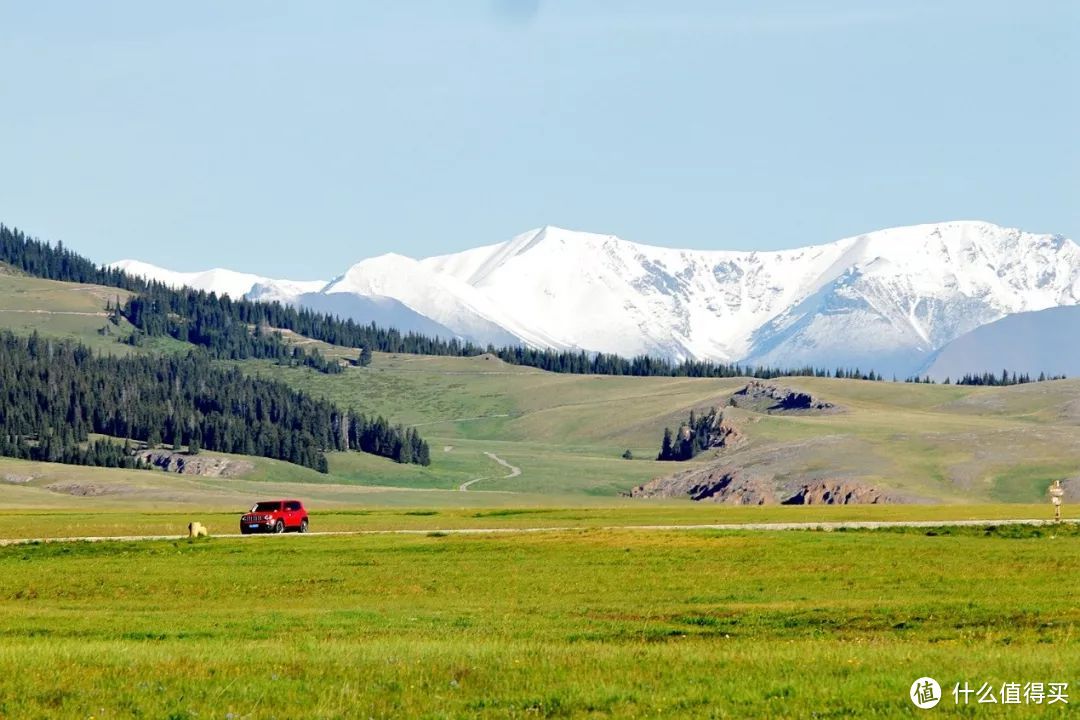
0, 518, 1073, 547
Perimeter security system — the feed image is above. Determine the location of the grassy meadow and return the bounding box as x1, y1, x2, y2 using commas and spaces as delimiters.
2, 270, 1078, 507
0, 526, 1076, 718
247, 352, 1080, 504
0, 260, 1078, 719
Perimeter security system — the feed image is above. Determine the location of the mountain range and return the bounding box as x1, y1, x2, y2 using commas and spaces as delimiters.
111, 220, 1080, 378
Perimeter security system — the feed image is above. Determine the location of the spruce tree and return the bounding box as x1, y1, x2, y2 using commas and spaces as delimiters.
658, 428, 674, 461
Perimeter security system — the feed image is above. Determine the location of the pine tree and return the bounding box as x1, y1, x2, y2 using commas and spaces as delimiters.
658, 428, 674, 461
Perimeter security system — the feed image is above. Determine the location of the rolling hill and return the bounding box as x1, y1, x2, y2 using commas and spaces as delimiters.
1, 266, 1078, 508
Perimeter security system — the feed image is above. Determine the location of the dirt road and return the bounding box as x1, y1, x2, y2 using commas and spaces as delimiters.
0, 518, 1073, 547
458, 452, 522, 491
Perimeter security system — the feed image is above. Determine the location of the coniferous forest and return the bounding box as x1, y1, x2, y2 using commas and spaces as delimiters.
0, 331, 430, 471
0, 224, 884, 381
0, 224, 1068, 387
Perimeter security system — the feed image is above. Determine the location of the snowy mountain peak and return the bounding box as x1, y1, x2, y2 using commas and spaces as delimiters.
112, 220, 1079, 376
109, 259, 325, 300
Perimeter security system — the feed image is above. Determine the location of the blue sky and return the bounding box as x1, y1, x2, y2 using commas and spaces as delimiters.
1, 0, 1076, 279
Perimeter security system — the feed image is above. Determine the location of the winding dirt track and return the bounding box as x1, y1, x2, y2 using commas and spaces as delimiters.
458, 452, 522, 491
0, 518, 1073, 547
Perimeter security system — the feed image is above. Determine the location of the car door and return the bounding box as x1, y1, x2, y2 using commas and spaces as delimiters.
285, 500, 301, 528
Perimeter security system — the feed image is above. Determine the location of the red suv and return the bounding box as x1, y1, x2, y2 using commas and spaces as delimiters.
241, 499, 309, 534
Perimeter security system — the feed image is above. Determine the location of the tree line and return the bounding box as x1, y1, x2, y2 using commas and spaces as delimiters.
905, 370, 1066, 386
0, 331, 430, 471
4, 224, 1066, 385
116, 293, 347, 373
0, 224, 889, 381
0, 225, 350, 373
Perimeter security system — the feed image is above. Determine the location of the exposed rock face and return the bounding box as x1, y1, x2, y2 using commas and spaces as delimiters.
630, 467, 777, 504
729, 381, 838, 414
708, 413, 744, 450
631, 469, 894, 505
135, 450, 254, 477
683, 410, 744, 451
782, 480, 893, 505
630, 433, 911, 505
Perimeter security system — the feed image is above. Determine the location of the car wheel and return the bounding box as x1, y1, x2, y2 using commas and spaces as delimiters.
241, 528, 250, 535
299, 518, 309, 534
274, 520, 285, 534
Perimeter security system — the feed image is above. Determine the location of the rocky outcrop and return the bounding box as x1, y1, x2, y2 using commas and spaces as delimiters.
630, 431, 908, 505
707, 413, 744, 450
631, 470, 894, 505
630, 466, 778, 505
729, 381, 839, 414
782, 480, 894, 505
135, 450, 254, 477
681, 410, 744, 451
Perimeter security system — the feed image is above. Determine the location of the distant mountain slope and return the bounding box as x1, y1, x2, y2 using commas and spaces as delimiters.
281, 292, 460, 340
110, 259, 326, 299
922, 305, 1080, 380
322, 253, 541, 348
112, 220, 1080, 376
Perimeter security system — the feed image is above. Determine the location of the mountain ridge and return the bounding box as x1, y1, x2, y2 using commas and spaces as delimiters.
110, 220, 1079, 376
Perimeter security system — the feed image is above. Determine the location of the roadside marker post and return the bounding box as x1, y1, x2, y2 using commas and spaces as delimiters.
1049, 480, 1064, 523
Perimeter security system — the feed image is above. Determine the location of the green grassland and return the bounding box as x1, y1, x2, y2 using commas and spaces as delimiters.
0, 527, 1076, 718
245, 353, 1080, 504
1, 261, 1078, 718
0, 271, 140, 354
0, 501, 1075, 542
1, 271, 1079, 509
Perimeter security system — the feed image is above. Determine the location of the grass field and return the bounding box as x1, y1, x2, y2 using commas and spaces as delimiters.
0, 526, 1075, 718
247, 353, 1080, 504
1, 256, 1078, 718
0, 504, 1075, 541
0, 272, 140, 354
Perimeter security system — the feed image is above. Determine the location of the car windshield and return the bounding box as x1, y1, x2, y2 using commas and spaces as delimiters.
252, 502, 280, 512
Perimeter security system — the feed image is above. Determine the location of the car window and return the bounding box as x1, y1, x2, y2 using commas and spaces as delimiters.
285, 501, 302, 511
253, 501, 280, 512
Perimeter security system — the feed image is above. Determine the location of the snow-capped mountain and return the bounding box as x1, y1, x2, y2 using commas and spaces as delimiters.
109, 258, 467, 340
321, 253, 547, 348
110, 221, 1080, 376
740, 222, 1080, 373
110, 259, 326, 300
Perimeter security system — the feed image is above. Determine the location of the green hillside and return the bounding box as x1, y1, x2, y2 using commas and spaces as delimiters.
0, 270, 1077, 507
247, 351, 1080, 504
0, 272, 137, 352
